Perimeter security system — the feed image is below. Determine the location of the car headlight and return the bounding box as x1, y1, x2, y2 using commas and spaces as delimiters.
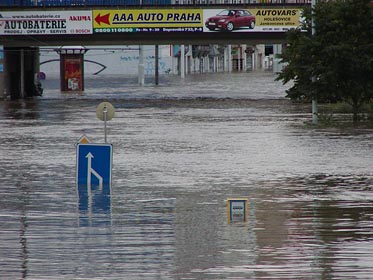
218, 19, 226, 23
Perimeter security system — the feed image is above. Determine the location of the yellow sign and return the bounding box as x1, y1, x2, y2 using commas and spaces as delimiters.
251, 8, 300, 27
77, 134, 91, 144
93, 9, 203, 32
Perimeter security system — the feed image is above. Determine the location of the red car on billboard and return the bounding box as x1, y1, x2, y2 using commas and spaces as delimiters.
205, 9, 256, 32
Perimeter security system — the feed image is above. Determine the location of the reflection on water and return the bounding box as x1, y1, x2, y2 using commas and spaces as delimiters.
78, 183, 112, 227
1, 72, 373, 279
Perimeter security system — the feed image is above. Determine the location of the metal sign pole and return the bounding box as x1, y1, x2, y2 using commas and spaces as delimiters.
96, 101, 115, 143
103, 106, 107, 143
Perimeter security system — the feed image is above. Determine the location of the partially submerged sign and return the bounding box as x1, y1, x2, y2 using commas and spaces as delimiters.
76, 143, 113, 188
76, 143, 113, 226
227, 198, 249, 223
77, 134, 91, 144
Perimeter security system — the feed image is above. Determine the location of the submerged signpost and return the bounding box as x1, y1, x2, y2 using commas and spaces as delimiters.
76, 102, 115, 225
227, 198, 249, 223
77, 101, 115, 186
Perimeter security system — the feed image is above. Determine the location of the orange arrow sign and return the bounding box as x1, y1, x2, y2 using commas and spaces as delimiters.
95, 13, 110, 26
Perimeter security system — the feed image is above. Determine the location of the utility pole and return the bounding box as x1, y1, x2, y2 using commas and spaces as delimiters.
138, 45, 144, 86
180, 45, 185, 79
155, 45, 159, 85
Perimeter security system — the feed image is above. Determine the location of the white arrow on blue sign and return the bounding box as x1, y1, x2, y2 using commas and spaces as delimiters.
76, 143, 113, 188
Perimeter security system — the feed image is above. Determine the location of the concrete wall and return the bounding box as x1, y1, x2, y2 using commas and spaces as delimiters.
40, 45, 173, 77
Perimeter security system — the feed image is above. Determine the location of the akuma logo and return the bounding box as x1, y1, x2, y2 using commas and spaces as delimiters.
69, 15, 91, 21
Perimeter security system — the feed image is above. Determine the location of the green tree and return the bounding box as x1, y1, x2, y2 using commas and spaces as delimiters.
277, 0, 373, 122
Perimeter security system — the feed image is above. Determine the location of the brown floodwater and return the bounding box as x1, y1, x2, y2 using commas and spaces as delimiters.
1, 72, 373, 279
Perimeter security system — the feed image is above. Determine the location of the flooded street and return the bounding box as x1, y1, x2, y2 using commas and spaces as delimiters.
1, 71, 373, 279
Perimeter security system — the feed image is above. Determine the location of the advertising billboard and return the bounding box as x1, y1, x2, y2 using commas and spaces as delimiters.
204, 8, 301, 32
0, 11, 93, 35
93, 9, 203, 33
0, 7, 301, 35
63, 56, 83, 91
93, 8, 301, 33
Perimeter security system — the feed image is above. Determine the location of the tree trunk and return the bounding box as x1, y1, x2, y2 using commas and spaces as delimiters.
352, 100, 360, 123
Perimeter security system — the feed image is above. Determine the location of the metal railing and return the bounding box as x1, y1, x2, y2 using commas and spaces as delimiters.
0, 0, 311, 7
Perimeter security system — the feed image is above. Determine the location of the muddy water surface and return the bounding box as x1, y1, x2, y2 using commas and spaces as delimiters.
1, 72, 373, 279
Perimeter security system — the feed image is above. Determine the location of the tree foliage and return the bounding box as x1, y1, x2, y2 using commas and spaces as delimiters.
276, 0, 373, 121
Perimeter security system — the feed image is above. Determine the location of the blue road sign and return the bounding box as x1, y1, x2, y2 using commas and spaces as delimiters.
76, 143, 113, 187
76, 143, 113, 226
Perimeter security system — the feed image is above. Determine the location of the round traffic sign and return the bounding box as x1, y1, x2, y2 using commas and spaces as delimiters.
96, 102, 115, 121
